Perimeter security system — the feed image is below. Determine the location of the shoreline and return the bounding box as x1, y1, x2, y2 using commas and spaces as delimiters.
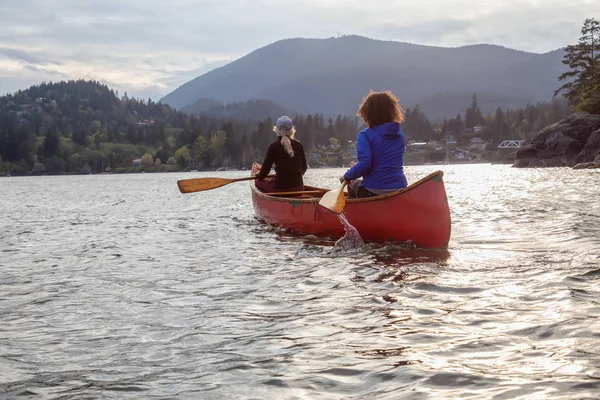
0, 160, 504, 178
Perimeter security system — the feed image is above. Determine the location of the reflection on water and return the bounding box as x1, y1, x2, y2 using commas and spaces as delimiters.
0, 165, 599, 399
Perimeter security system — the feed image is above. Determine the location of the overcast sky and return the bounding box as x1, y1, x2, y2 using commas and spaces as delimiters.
0, 0, 595, 99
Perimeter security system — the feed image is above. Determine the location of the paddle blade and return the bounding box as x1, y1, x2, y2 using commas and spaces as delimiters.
318, 182, 348, 214
177, 177, 232, 193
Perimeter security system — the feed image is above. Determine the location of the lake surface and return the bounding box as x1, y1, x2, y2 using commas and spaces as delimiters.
1, 165, 599, 399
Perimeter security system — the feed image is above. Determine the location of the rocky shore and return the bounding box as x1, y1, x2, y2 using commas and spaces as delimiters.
513, 112, 600, 168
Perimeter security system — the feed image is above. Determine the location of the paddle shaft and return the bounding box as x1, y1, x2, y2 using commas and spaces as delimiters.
177, 174, 276, 193
177, 175, 257, 193
266, 190, 326, 197
229, 176, 258, 183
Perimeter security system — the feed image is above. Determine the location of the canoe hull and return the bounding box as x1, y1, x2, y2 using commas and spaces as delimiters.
251, 171, 451, 249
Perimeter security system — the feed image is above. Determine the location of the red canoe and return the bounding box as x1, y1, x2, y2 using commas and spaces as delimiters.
250, 169, 451, 249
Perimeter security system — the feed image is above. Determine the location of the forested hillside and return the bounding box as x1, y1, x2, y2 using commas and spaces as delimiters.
0, 80, 570, 175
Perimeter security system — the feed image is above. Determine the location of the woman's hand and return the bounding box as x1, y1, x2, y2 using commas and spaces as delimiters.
339, 175, 347, 184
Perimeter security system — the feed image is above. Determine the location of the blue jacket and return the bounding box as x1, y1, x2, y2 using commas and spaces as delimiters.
343, 122, 407, 190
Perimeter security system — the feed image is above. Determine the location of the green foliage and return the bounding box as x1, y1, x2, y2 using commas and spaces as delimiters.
182, 98, 293, 120
0, 80, 365, 174
464, 94, 486, 128
210, 130, 228, 167
576, 79, 600, 114
401, 106, 435, 141
174, 146, 191, 168
140, 153, 154, 167
0, 78, 576, 174
191, 135, 208, 163
43, 128, 60, 158
556, 18, 600, 114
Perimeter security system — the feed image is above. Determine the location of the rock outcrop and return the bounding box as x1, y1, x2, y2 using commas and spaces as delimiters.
572, 155, 600, 169
513, 112, 600, 168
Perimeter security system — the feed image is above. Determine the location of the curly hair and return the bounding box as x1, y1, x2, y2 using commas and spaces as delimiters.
356, 90, 404, 127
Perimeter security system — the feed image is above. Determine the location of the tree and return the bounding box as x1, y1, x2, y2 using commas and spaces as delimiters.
401, 106, 435, 141
489, 107, 509, 144
464, 93, 485, 128
174, 145, 191, 167
71, 128, 88, 146
140, 153, 153, 167
43, 128, 61, 159
555, 18, 600, 114
445, 113, 464, 137
192, 135, 208, 163
210, 130, 228, 167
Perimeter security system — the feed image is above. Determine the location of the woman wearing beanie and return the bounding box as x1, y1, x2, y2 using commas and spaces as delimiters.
255, 116, 308, 193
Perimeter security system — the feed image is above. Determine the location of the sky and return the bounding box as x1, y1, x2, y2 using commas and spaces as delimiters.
0, 0, 595, 100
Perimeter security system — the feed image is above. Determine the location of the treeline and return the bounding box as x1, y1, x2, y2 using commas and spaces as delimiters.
0, 80, 364, 175
0, 80, 574, 175
438, 94, 570, 145
389, 93, 570, 147
182, 98, 293, 121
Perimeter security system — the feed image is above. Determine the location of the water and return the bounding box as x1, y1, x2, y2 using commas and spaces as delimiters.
333, 214, 365, 252
1, 165, 599, 399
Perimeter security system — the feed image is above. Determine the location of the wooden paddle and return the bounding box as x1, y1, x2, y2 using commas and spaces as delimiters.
318, 181, 348, 214
266, 190, 327, 197
177, 176, 258, 193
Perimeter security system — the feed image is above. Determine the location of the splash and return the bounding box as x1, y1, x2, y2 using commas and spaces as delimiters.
334, 213, 365, 252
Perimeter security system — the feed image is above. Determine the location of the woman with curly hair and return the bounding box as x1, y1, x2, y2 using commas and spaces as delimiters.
255, 116, 308, 193
340, 90, 408, 198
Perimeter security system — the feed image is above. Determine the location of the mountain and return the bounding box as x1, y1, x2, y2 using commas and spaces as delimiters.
181, 98, 294, 120
160, 35, 567, 121
1, 80, 571, 176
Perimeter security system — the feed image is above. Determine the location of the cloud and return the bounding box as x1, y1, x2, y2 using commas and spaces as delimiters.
375, 19, 475, 44
0, 0, 596, 98
365, 0, 593, 51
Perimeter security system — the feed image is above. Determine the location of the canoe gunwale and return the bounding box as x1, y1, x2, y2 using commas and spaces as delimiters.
250, 168, 451, 248
250, 170, 445, 204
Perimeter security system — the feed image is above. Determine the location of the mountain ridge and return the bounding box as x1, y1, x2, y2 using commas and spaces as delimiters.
160, 35, 566, 120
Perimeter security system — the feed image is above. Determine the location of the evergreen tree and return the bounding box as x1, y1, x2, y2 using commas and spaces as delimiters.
71, 127, 88, 146
489, 107, 509, 144
464, 93, 485, 128
43, 128, 61, 158
555, 18, 600, 113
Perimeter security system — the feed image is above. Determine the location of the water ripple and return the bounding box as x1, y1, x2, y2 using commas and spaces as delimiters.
1, 166, 599, 399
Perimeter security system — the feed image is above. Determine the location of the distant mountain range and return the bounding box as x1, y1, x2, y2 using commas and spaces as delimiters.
160, 35, 567, 122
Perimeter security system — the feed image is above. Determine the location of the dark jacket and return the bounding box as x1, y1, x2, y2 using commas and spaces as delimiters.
343, 122, 407, 190
257, 137, 308, 190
